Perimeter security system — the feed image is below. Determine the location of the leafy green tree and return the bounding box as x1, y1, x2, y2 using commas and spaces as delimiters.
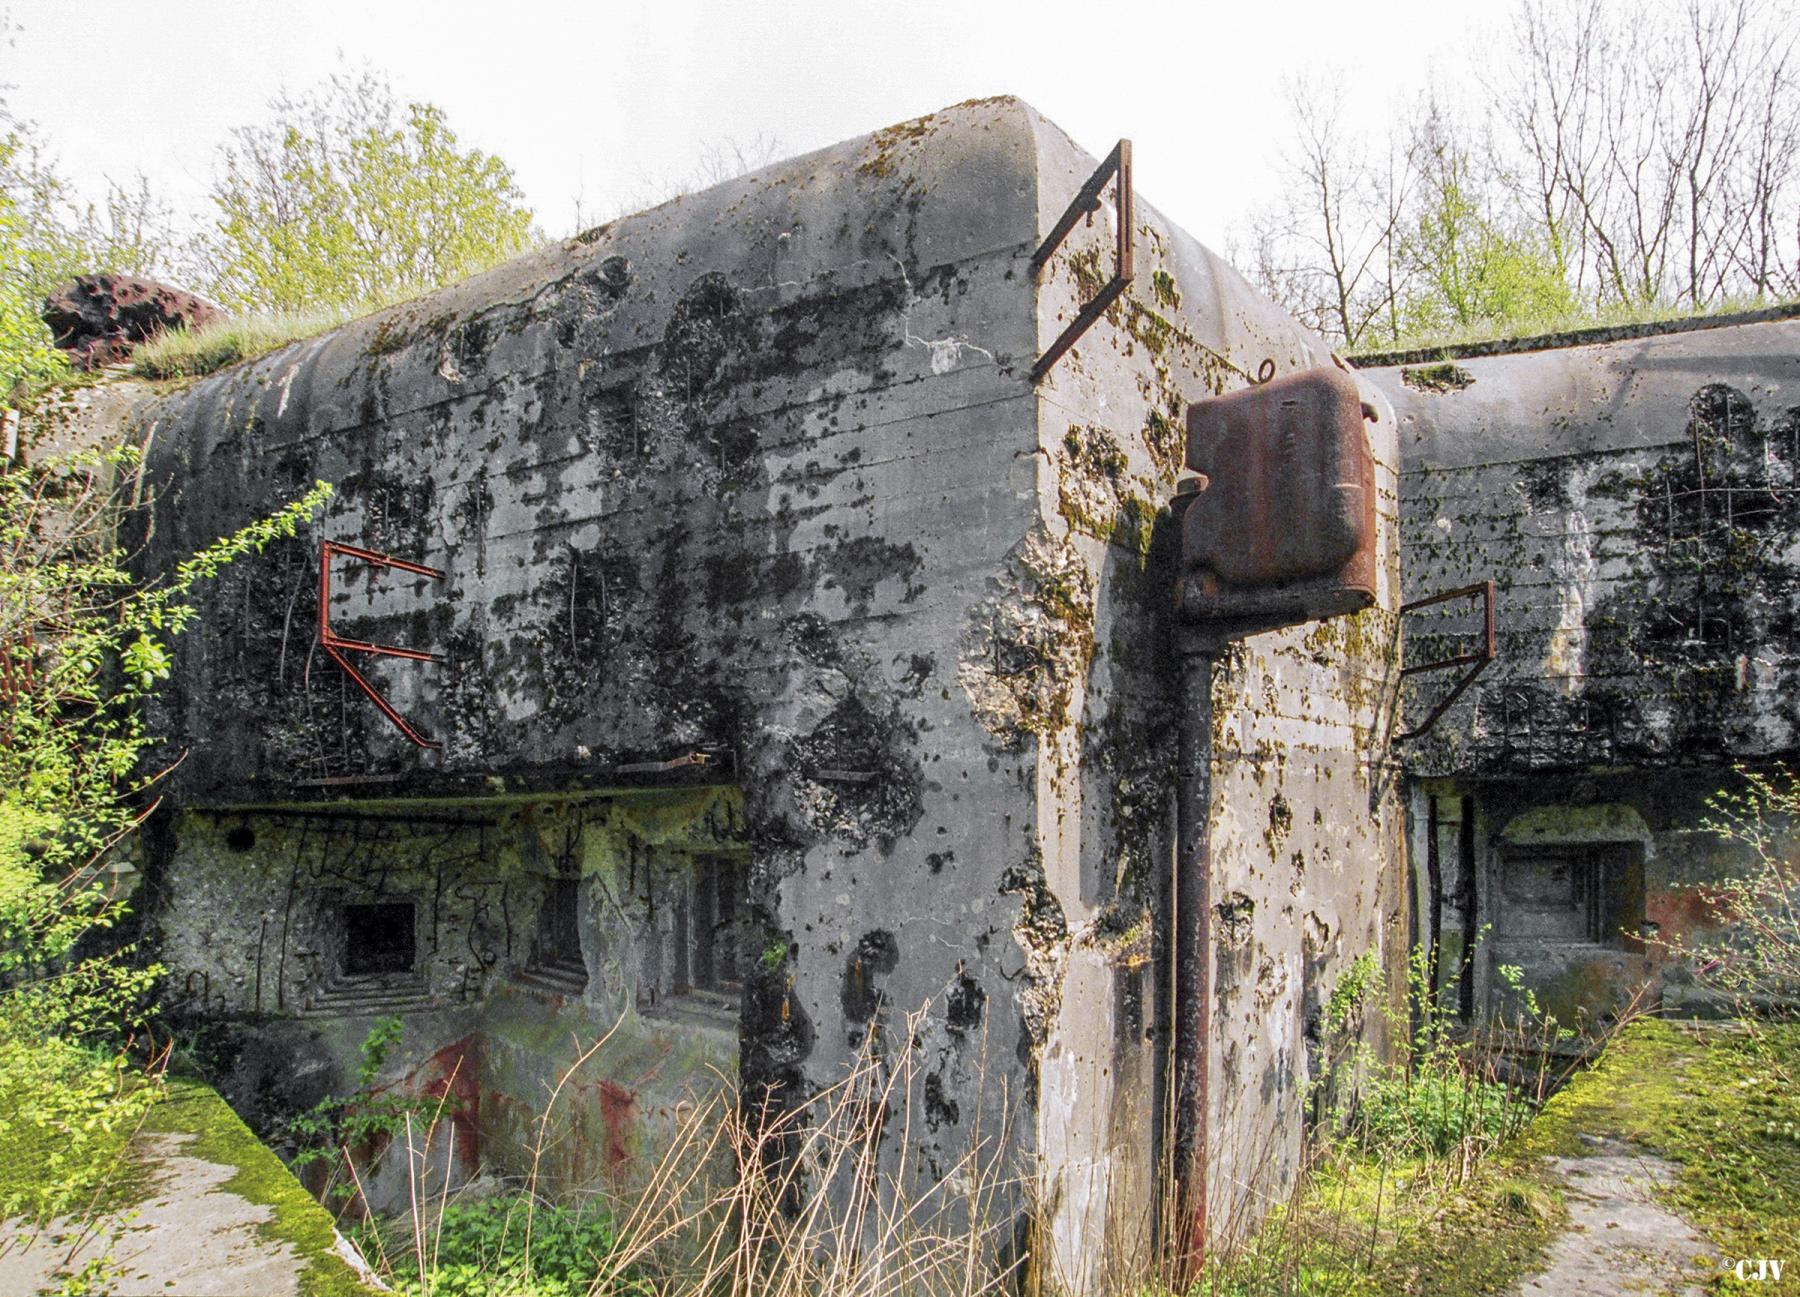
0, 441, 330, 1221
198, 69, 536, 312
1400, 106, 1575, 338
0, 131, 67, 396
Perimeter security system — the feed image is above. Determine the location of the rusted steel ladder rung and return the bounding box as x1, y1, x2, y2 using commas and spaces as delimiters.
321, 636, 443, 663
318, 540, 448, 748
1397, 579, 1497, 741
1031, 139, 1134, 382
321, 541, 443, 579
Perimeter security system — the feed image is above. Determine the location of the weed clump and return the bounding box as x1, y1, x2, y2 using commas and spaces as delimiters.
354, 1195, 634, 1297
128, 307, 349, 379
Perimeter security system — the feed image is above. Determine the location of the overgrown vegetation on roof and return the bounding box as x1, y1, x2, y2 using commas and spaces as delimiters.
1353, 295, 1800, 365
129, 306, 360, 380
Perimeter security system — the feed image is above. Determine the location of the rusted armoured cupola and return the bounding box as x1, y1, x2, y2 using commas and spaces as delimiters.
1175, 363, 1379, 641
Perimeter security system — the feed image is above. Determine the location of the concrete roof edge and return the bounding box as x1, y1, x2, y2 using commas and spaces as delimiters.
1350, 299, 1800, 371
121, 96, 1052, 428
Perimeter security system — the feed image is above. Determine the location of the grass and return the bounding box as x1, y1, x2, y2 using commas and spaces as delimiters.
1202, 1017, 1800, 1297
120, 269, 1800, 388
310, 1006, 1025, 1297
1195, 1136, 1562, 1297
128, 306, 364, 381
14, 1012, 1786, 1297
9, 1015, 1786, 1297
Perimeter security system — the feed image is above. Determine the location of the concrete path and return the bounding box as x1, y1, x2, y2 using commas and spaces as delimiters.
0, 1133, 304, 1297
1512, 1136, 1717, 1297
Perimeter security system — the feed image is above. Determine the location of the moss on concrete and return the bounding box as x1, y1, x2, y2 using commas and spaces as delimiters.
1400, 362, 1475, 393
143, 1078, 382, 1297
0, 1067, 158, 1223
1514, 1017, 1800, 1287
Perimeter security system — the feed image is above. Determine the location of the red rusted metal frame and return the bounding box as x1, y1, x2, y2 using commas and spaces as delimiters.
1030, 139, 1134, 382
318, 540, 446, 748
1397, 580, 1497, 741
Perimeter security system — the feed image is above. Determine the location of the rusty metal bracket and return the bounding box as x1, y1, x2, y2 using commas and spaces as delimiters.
1397, 580, 1496, 741
1031, 139, 1133, 382
319, 540, 446, 748
613, 751, 713, 776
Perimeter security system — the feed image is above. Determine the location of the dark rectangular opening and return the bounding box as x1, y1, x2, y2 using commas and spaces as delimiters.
675, 854, 746, 996
533, 875, 586, 984
342, 901, 416, 977
1498, 844, 1645, 949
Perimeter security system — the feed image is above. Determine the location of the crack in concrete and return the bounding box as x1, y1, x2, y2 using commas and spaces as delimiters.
889, 254, 995, 374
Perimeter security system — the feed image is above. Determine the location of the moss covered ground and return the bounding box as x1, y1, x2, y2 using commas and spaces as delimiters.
1203, 1017, 1799, 1296
1517, 1018, 1800, 1293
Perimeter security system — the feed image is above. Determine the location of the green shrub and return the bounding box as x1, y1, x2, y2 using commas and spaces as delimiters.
1683, 764, 1800, 1008
1314, 945, 1558, 1165
1, 443, 331, 1225
288, 1015, 448, 1202
357, 1193, 637, 1297
1356, 1067, 1515, 1158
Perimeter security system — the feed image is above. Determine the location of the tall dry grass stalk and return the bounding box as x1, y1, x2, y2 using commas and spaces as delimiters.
353, 1002, 1030, 1297
337, 949, 1644, 1297
596, 1001, 1026, 1297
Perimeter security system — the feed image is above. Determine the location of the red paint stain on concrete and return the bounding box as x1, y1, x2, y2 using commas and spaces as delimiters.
596, 1079, 638, 1166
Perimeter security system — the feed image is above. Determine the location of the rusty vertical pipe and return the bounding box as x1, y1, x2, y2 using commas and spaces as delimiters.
1172, 639, 1213, 1275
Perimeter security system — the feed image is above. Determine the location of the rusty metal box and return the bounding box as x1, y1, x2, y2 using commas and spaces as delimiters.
1176, 365, 1378, 640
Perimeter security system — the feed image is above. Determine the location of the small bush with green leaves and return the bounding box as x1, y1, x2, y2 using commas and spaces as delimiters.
356, 1193, 638, 1297
1356, 1068, 1515, 1159
289, 1016, 450, 1202
1, 444, 331, 1225
1314, 945, 1560, 1164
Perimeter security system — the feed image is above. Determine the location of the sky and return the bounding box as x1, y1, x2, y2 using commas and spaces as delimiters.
0, 1, 1497, 254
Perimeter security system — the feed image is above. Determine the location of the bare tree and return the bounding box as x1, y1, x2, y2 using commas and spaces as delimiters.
1502, 0, 1799, 309
1232, 75, 1416, 349
1243, 1, 1800, 348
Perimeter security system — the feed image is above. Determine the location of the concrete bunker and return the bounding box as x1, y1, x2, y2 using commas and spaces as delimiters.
1367, 311, 1800, 1030
31, 95, 1413, 1286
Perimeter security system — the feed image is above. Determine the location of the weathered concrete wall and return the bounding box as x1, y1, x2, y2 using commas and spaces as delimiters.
1368, 320, 1800, 773
132, 98, 1048, 1233
1365, 319, 1800, 1023
1025, 130, 1406, 1266
155, 793, 742, 1208
102, 96, 1409, 1283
